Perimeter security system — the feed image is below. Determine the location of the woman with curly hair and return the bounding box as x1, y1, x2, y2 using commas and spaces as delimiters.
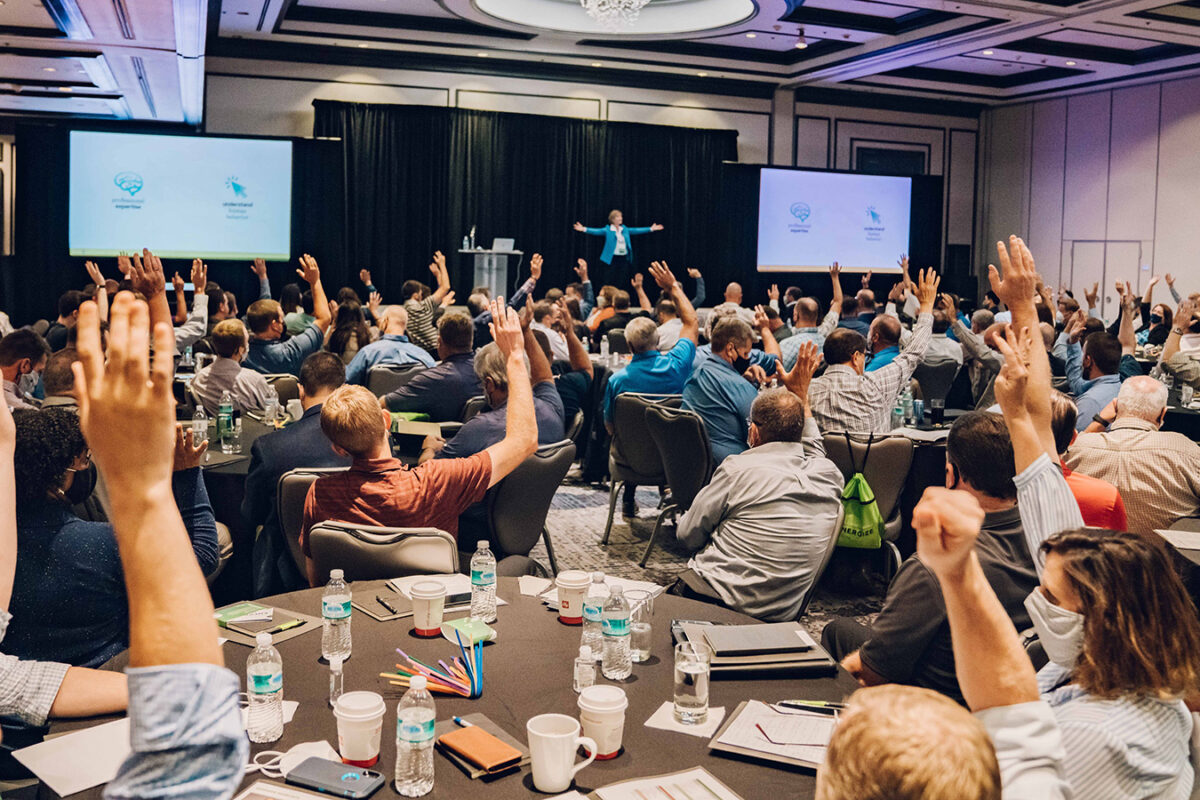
6, 408, 219, 667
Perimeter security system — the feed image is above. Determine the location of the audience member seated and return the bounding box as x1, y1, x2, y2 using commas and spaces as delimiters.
191, 319, 273, 415
594, 289, 646, 345
0, 329, 49, 411
244, 255, 332, 376
779, 266, 843, 371
922, 309, 965, 366
822, 411, 1036, 705
8, 408, 218, 666
469, 255, 541, 347
585, 285, 617, 335
864, 315, 902, 372
300, 302, 538, 584
763, 305, 792, 342
1064, 375, 1200, 534
838, 295, 870, 336
1055, 320, 1122, 431
1161, 298, 1199, 389
45, 291, 83, 352
402, 251, 452, 354
682, 317, 761, 466
326, 300, 375, 365
709, 282, 756, 328
566, 259, 596, 319
40, 349, 80, 409
952, 307, 1001, 406
284, 287, 315, 335
381, 313, 481, 421
675, 347, 843, 621
244, 352, 352, 596
1047, 390, 1127, 529
549, 299, 594, 423
530, 300, 570, 362
654, 297, 683, 352
809, 268, 937, 433
344, 305, 436, 385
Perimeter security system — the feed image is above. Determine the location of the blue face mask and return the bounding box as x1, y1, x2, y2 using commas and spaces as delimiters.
1150, 314, 1163, 326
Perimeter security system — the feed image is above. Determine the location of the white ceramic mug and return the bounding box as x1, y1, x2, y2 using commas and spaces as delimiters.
555, 570, 591, 625
526, 713, 597, 793
333, 691, 386, 767
410, 581, 446, 637
577, 684, 628, 759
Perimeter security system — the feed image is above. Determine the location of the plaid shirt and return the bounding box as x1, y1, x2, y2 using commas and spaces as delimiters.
0, 609, 70, 726
809, 312, 934, 433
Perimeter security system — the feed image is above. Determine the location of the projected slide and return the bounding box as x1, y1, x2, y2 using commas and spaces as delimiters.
68, 131, 292, 260
756, 168, 911, 272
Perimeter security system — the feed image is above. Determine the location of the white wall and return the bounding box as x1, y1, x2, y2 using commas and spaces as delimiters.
978, 75, 1200, 317
204, 59, 775, 164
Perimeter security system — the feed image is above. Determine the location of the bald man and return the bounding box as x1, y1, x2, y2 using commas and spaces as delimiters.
344, 305, 435, 385
711, 282, 757, 328
864, 315, 903, 372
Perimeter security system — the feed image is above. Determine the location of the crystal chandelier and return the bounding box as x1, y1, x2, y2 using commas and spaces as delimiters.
580, 0, 651, 31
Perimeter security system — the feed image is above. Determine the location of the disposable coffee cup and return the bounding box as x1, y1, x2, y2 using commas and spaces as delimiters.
577, 684, 628, 760
556, 570, 591, 626
410, 581, 446, 637
333, 691, 386, 767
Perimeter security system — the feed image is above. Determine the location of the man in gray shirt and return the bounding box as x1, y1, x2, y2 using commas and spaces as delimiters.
675, 342, 844, 621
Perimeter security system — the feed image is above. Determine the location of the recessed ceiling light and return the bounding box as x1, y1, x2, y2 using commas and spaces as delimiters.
982, 50, 994, 55
1065, 60, 1077, 66
795, 42, 808, 49
590, 62, 602, 67
357, 43, 368, 48
697, 71, 708, 76
59, 86, 72, 91
745, 33, 756, 38
42, 66, 56, 72
476, 52, 488, 57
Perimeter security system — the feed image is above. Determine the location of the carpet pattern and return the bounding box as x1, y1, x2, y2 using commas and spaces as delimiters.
527, 475, 887, 638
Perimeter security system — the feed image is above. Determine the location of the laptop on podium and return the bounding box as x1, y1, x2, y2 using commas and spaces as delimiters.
491, 237, 515, 252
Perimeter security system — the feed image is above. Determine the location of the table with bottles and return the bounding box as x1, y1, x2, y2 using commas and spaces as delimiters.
54, 578, 858, 800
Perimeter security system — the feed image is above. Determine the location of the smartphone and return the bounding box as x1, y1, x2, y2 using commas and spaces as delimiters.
445, 592, 472, 608
285, 757, 385, 799
671, 618, 714, 646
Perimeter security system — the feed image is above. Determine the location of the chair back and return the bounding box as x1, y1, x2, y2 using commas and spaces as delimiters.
276, 467, 349, 574
820, 433, 914, 521
307, 523, 458, 584
367, 364, 424, 397
645, 405, 711, 510
262, 373, 300, 403
606, 328, 628, 355
912, 360, 960, 405
610, 393, 681, 485
461, 395, 488, 422
30, 319, 49, 337
487, 440, 576, 558
564, 409, 585, 444
798, 505, 845, 618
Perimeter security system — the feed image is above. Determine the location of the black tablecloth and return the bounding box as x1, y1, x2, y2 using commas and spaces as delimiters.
51, 579, 858, 800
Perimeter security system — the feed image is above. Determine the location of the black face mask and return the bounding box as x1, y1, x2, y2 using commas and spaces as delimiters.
732, 354, 751, 374
1150, 314, 1163, 326
62, 463, 96, 505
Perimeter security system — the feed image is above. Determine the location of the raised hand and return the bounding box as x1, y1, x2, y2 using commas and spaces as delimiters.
648, 261, 678, 292
251, 257, 268, 280
556, 297, 574, 325
359, 269, 373, 287
915, 267, 940, 313
1147, 275, 1160, 291
1121, 282, 1137, 313
1084, 282, 1099, 309
861, 270, 872, 290
753, 304, 770, 330
172, 424, 208, 472
429, 250, 446, 277
129, 249, 166, 298
888, 281, 906, 303
172, 271, 185, 294
1065, 309, 1088, 344
992, 325, 1034, 416
938, 293, 957, 315
296, 253, 321, 285
84, 260, 105, 286
441, 291, 455, 307
829, 262, 841, 280
573, 222, 585, 232
368, 291, 382, 316
778, 340, 820, 404
1178, 299, 1197, 330
518, 295, 534, 331
914, 487, 986, 582
631, 272, 643, 289
987, 235, 1037, 313
190, 258, 207, 295
768, 284, 780, 302
1166, 273, 1176, 287
488, 298, 523, 357
574, 259, 588, 281
650, 223, 664, 232
118, 253, 133, 280
687, 268, 701, 279
529, 253, 543, 282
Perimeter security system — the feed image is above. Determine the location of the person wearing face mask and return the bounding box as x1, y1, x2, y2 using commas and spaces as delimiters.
807, 267, 939, 433
681, 317, 766, 466
0, 330, 50, 411
5, 408, 219, 667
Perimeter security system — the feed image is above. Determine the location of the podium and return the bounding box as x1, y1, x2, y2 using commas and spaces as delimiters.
459, 249, 523, 301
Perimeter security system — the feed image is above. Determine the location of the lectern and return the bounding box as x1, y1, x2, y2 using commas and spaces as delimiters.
459, 248, 523, 302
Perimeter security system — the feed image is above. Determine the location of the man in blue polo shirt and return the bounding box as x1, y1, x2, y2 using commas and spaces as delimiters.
345, 305, 435, 385
683, 317, 762, 465
244, 254, 332, 376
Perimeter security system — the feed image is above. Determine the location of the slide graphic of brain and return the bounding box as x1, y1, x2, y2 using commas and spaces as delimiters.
790, 202, 811, 222
113, 172, 143, 196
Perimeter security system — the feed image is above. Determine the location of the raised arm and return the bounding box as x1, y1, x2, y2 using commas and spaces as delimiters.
1117, 283, 1137, 356
251, 258, 271, 301
631, 272, 652, 311
575, 260, 595, 318
520, 298, 555, 387
482, 300, 539, 487
829, 262, 844, 314
1162, 298, 1196, 364
575, 222, 606, 236
173, 259, 210, 352
650, 261, 697, 344
687, 268, 706, 308
429, 251, 451, 304
557, 299, 592, 378
171, 272, 188, 325
127, 250, 174, 354
297, 254, 332, 333
753, 304, 781, 359
84, 261, 109, 321
1166, 273, 1181, 304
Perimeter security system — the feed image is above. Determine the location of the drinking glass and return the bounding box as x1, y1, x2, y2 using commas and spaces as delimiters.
625, 590, 653, 663
1182, 384, 1195, 408
673, 642, 712, 724
929, 398, 945, 426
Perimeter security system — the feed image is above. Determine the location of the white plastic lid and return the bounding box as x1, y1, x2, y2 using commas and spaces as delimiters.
609, 583, 625, 595
330, 655, 343, 672
578, 684, 628, 713
410, 675, 428, 691
334, 690, 386, 721
476, 540, 489, 550
255, 632, 272, 646
579, 646, 592, 660
556, 570, 590, 588
330, 569, 344, 580
410, 580, 446, 599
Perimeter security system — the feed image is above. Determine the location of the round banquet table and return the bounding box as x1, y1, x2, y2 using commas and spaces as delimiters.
50, 578, 858, 800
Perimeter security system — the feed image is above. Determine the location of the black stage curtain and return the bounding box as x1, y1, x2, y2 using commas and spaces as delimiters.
313, 101, 739, 301
4, 124, 345, 327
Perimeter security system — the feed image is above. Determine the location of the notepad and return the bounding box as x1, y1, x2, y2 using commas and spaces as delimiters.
1157, 529, 1200, 551
14, 718, 131, 796
710, 700, 835, 769
702, 623, 816, 657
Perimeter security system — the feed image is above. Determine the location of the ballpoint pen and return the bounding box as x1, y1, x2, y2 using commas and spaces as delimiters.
262, 618, 303, 636
452, 716, 473, 728
777, 700, 844, 716
376, 594, 398, 615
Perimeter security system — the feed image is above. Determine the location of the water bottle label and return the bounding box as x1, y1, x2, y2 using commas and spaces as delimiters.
249, 671, 282, 694
471, 568, 495, 586
602, 617, 630, 636
322, 598, 352, 619
217, 415, 232, 438
582, 601, 603, 622
397, 717, 436, 743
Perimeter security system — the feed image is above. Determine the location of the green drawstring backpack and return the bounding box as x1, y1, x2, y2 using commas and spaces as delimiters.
836, 433, 885, 549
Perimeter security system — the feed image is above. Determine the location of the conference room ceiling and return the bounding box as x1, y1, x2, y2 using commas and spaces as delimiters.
210, 0, 1200, 107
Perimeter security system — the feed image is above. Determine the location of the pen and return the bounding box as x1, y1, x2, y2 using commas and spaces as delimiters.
779, 700, 845, 710
452, 716, 473, 728
376, 595, 398, 615
262, 618, 303, 636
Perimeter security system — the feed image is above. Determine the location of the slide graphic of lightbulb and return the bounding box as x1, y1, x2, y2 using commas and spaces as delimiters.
113, 172, 143, 196
225, 176, 248, 197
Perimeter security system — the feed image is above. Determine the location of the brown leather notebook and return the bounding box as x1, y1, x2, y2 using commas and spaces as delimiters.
436, 725, 523, 775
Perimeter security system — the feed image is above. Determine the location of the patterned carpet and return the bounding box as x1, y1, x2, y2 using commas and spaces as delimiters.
527, 472, 888, 638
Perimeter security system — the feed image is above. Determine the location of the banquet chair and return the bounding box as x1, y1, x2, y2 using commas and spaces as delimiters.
821, 432, 914, 578
487, 439, 576, 577
276, 467, 350, 575
912, 360, 960, 408
461, 395, 488, 422
262, 373, 300, 403
307, 523, 458, 584
644, 405, 712, 567
602, 393, 682, 547
606, 328, 628, 355
367, 363, 423, 398
564, 409, 585, 445
797, 505, 846, 619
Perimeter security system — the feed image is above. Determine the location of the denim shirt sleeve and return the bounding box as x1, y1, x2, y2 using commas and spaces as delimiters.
173, 468, 220, 577
104, 664, 248, 800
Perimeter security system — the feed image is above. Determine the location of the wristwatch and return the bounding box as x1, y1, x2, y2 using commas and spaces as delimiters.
1173, 327, 1186, 336
1093, 413, 1113, 427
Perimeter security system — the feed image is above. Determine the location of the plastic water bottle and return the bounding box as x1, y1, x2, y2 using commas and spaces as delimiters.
218, 390, 235, 454
321, 569, 352, 662
462, 235, 470, 251
328, 655, 344, 708
574, 646, 596, 692
469, 540, 497, 623
191, 404, 208, 445
395, 675, 436, 797
581, 572, 606, 661
890, 404, 905, 430
180, 345, 194, 370
599, 337, 610, 363
263, 385, 280, 426
601, 584, 632, 680
901, 388, 915, 426
246, 632, 283, 743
